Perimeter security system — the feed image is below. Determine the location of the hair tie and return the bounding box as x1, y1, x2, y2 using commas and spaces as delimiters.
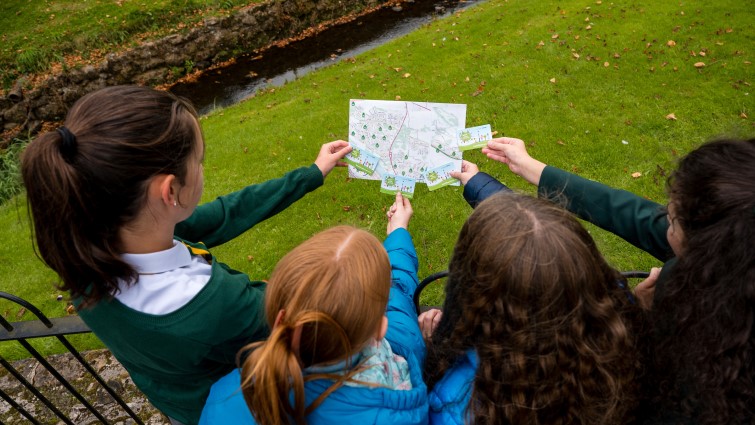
56, 126, 78, 161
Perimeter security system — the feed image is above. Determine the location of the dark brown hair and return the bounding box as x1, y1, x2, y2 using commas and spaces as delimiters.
240, 226, 391, 425
425, 193, 639, 425
21, 85, 200, 306
647, 137, 755, 423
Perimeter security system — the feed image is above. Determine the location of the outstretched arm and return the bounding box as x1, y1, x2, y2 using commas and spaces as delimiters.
484, 136, 672, 260
384, 193, 425, 362
175, 141, 352, 248
450, 160, 512, 208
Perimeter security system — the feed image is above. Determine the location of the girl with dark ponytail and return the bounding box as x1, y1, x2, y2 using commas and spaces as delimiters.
21, 85, 351, 425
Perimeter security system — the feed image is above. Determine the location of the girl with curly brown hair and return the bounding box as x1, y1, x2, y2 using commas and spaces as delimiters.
422, 192, 641, 425
480, 136, 755, 424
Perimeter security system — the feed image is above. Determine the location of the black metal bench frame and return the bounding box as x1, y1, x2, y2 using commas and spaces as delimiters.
0, 291, 144, 425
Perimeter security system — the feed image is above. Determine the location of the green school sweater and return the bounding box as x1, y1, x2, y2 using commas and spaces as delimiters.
75, 164, 323, 425
538, 165, 673, 261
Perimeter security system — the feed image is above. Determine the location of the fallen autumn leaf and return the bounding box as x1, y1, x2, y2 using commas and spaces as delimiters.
631, 172, 642, 178
665, 113, 677, 120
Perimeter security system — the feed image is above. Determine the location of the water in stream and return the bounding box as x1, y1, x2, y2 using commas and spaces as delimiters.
169, 0, 481, 115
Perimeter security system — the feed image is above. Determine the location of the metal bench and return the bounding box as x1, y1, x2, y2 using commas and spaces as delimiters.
0, 291, 144, 425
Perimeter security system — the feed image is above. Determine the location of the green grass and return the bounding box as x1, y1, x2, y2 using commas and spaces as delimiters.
0, 0, 257, 88
1, 0, 753, 359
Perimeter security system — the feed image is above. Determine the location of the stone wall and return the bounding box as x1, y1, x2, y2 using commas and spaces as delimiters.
1, 0, 393, 137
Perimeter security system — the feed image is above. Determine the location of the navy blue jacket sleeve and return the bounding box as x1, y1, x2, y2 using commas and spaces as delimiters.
462, 172, 513, 208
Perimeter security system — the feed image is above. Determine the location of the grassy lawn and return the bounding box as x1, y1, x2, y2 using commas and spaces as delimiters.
0, 0, 258, 89
1, 0, 753, 359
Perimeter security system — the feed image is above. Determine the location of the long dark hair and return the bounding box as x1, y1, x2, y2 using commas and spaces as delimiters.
425, 193, 639, 425
21, 85, 200, 306
647, 137, 755, 423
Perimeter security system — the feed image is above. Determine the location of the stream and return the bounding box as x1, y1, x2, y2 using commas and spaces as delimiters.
169, 0, 481, 115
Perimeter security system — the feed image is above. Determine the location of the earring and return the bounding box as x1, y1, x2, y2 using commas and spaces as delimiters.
173, 201, 177, 207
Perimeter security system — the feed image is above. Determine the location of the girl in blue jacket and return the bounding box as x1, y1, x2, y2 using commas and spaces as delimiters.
200, 192, 428, 425
422, 192, 641, 425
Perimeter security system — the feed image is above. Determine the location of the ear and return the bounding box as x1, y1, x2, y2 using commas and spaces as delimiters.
273, 309, 286, 329
376, 316, 388, 341
149, 174, 178, 207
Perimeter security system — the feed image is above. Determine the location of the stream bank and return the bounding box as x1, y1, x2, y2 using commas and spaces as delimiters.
0, 0, 400, 143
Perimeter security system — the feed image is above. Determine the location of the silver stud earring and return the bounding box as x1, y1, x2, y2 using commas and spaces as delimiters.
173, 201, 177, 207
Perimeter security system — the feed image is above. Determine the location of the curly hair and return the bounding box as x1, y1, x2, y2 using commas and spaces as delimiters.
647, 137, 755, 423
425, 193, 640, 425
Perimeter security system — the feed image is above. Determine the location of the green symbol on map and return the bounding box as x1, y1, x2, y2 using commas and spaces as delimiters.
351, 148, 361, 159
351, 131, 355, 136
386, 176, 396, 187
427, 171, 439, 182
459, 130, 472, 143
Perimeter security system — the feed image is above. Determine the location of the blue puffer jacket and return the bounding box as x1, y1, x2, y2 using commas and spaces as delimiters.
427, 350, 477, 425
199, 228, 428, 425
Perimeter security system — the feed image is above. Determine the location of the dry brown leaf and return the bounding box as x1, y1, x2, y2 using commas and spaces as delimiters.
552, 34, 559, 39
549, 78, 557, 83
604, 62, 610, 67
694, 62, 706, 68
631, 172, 642, 178
538, 40, 545, 46
699, 51, 706, 57
586, 25, 592, 30
403, 73, 411, 78
667, 40, 676, 47
665, 113, 677, 120
557, 140, 565, 145
573, 52, 581, 59
740, 112, 748, 119
393, 67, 402, 72
395, 95, 401, 100
342, 206, 351, 211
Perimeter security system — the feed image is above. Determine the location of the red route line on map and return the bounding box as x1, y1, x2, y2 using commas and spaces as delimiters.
387, 102, 432, 173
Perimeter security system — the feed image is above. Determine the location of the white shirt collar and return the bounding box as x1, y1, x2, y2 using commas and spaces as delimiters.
120, 240, 192, 274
